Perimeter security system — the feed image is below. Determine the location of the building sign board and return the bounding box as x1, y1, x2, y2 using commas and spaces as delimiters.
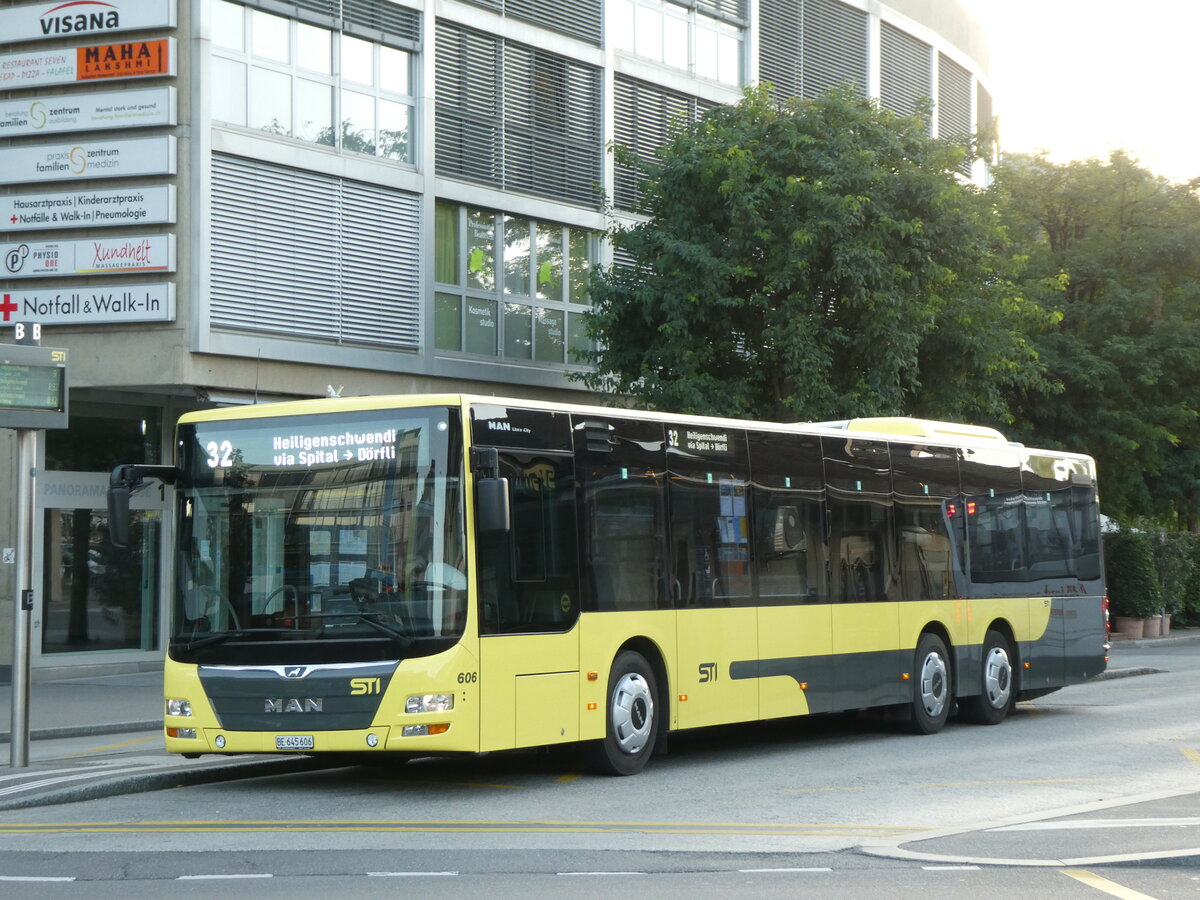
0, 135, 176, 185
0, 38, 176, 89
3, 235, 175, 278
1, 185, 176, 233
0, 87, 176, 138
1, 283, 176, 327
0, 1, 176, 45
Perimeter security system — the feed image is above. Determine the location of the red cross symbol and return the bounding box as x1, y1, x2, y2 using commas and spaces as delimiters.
1, 294, 18, 322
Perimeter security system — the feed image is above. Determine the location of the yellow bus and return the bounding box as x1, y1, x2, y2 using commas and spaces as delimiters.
108, 394, 1108, 775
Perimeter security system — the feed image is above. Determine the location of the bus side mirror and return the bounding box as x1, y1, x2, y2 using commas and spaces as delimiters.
476, 477, 511, 534
107, 476, 132, 548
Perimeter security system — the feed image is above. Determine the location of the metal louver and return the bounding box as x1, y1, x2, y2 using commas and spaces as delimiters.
210, 154, 421, 349
506, 0, 602, 46
880, 21, 931, 122
801, 0, 868, 98
758, 0, 802, 101
242, 0, 420, 50
436, 20, 601, 207
937, 52, 972, 174
613, 75, 705, 211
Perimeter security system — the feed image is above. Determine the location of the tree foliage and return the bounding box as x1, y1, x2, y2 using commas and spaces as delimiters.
990, 151, 1200, 527
581, 86, 1051, 423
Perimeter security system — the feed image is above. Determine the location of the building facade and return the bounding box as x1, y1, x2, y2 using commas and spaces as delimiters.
0, 0, 992, 674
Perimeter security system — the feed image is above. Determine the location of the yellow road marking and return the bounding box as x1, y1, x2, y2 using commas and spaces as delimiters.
65, 737, 159, 758
556, 773, 582, 783
0, 819, 927, 837
1181, 747, 1200, 764
1060, 869, 1160, 900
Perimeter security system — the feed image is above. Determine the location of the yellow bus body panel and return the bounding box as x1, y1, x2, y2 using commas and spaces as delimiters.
578, 610, 677, 741
757, 604, 833, 719
675, 607, 759, 729
478, 629, 579, 751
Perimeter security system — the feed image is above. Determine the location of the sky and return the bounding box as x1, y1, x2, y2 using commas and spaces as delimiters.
959, 0, 1200, 183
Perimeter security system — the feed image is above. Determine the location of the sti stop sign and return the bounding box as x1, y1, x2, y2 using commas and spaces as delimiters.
0, 340, 68, 430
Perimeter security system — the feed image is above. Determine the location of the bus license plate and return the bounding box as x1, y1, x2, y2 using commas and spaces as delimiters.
276, 735, 314, 750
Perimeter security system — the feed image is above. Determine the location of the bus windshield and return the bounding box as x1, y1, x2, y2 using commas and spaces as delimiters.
172, 406, 465, 664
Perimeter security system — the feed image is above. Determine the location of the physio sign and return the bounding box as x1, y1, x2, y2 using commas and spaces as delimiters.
0, 136, 176, 185
0, 87, 176, 138
0, 1, 176, 44
3, 235, 176, 278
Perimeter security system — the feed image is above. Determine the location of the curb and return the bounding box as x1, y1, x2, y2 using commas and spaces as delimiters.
0, 754, 340, 812
0, 721, 161, 745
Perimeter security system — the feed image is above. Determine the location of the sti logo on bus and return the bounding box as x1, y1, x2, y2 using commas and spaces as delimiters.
350, 677, 381, 695
264, 698, 323, 713
698, 662, 717, 683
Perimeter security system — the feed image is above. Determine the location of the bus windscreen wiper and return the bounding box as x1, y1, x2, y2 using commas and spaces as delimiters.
177, 628, 298, 651
288, 612, 415, 649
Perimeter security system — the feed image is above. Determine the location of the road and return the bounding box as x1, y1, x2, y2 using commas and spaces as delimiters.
0, 638, 1198, 897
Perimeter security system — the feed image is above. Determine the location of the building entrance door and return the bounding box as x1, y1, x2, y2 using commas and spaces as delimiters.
34, 471, 169, 664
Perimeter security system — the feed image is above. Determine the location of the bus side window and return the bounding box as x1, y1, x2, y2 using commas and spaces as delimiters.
822, 437, 897, 604
748, 430, 827, 605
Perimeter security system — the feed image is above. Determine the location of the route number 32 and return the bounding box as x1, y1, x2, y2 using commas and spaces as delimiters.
206, 440, 234, 468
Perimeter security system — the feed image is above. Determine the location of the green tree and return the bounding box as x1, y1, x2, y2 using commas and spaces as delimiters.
581, 86, 1050, 423
990, 151, 1200, 527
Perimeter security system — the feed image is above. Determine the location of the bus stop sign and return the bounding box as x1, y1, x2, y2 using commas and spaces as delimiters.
0, 342, 68, 430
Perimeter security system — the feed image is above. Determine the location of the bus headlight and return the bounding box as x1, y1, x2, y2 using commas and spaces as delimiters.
406, 693, 454, 714
166, 699, 192, 717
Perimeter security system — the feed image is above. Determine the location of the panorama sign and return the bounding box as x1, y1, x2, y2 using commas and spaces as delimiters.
0, 0, 176, 45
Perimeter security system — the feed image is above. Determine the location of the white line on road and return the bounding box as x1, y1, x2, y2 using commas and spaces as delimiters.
0, 876, 76, 882
367, 872, 458, 877
738, 868, 833, 873
991, 817, 1200, 831
176, 874, 274, 880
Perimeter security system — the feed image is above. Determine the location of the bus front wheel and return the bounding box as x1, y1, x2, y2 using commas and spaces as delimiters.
586, 651, 658, 776
908, 633, 951, 735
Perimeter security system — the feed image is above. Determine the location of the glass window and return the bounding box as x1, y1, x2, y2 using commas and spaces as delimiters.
568, 228, 590, 304
296, 22, 332, 74
435, 292, 462, 350
43, 508, 161, 654
296, 79, 333, 144
504, 216, 531, 296
45, 403, 162, 470
534, 307, 564, 362
634, 4, 663, 62
435, 203, 459, 285
664, 13, 688, 70
340, 88, 376, 154
609, 0, 635, 51
536, 223, 563, 301
465, 298, 498, 355
212, 57, 247, 125
567, 311, 590, 364
341, 34, 374, 86
504, 303, 533, 359
378, 99, 408, 160
251, 10, 290, 63
380, 46, 410, 94
212, 0, 245, 51
249, 67, 291, 134
466, 209, 496, 291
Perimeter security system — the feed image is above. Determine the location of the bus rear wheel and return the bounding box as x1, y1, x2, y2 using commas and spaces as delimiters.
908, 633, 951, 735
960, 629, 1016, 725
586, 651, 658, 776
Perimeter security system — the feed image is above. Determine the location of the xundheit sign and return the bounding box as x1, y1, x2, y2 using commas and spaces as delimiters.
1, 283, 176, 326
0, 0, 176, 45
2, 235, 176, 278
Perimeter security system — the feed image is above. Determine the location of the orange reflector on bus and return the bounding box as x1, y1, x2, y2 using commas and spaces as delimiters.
1024, 662, 1031, 669
799, 682, 808, 691
427, 723, 450, 735
679, 694, 688, 702
587, 702, 597, 711
587, 671, 599, 681
901, 673, 911, 681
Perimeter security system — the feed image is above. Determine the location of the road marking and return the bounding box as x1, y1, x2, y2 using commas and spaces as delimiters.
1181, 747, 1200, 764
0, 876, 76, 882
556, 773, 582, 783
922, 865, 981, 871
992, 817, 1200, 831
738, 867, 832, 873
66, 736, 160, 757
558, 872, 644, 876
367, 871, 457, 877
0, 764, 161, 798
1060, 869, 1159, 899
0, 819, 926, 837
177, 874, 274, 880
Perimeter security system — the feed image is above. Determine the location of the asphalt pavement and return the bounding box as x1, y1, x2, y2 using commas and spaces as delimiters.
0, 630, 1196, 867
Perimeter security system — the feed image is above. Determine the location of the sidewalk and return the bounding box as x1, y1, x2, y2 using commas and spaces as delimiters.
0, 666, 162, 744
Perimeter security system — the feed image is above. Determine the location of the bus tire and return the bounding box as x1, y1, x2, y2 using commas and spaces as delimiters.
586, 651, 658, 776
908, 632, 951, 735
960, 629, 1016, 726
